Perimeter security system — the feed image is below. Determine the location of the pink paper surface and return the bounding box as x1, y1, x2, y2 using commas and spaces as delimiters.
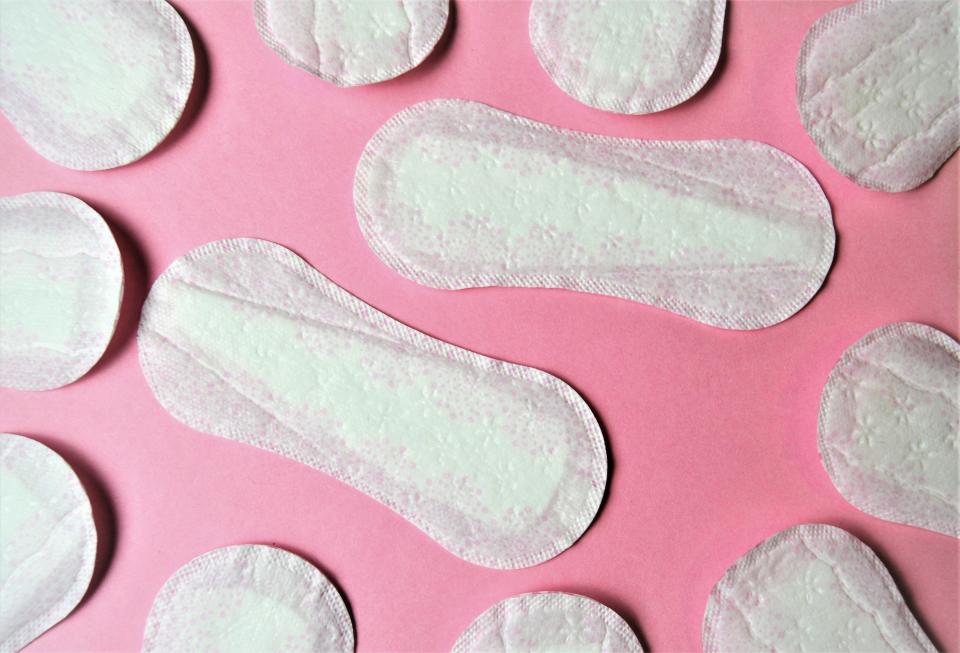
1, 1, 956, 651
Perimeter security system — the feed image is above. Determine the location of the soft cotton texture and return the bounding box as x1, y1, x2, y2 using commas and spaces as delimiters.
819, 322, 959, 537
141, 545, 353, 653
254, 0, 449, 86
529, 0, 725, 114
797, 0, 959, 192
453, 592, 643, 653
0, 192, 123, 391
703, 524, 935, 652
137, 238, 606, 569
0, 0, 195, 170
355, 99, 835, 330
0, 433, 97, 653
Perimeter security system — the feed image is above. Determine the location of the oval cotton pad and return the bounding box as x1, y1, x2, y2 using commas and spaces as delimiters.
819, 323, 959, 537
137, 238, 606, 569
0, 192, 123, 391
355, 99, 835, 330
452, 592, 643, 653
253, 0, 449, 86
797, 0, 959, 192
703, 524, 935, 652
0, 0, 195, 170
0, 433, 97, 653
142, 545, 353, 653
529, 0, 725, 114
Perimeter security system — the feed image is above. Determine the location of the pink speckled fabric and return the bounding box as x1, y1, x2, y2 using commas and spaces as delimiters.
137, 238, 606, 569
797, 0, 959, 192
703, 524, 936, 653
819, 323, 959, 538
355, 99, 835, 330
529, 0, 725, 114
452, 592, 643, 653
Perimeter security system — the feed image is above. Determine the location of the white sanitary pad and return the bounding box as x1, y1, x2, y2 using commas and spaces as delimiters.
355, 99, 835, 330
529, 0, 725, 114
0, 433, 97, 653
254, 0, 449, 86
142, 545, 353, 653
819, 323, 959, 537
452, 592, 643, 653
137, 239, 606, 569
797, 0, 959, 192
0, 192, 124, 391
703, 524, 935, 652
0, 0, 195, 170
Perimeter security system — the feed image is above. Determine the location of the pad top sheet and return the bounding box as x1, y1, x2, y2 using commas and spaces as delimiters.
529, 0, 725, 114
819, 322, 959, 537
0, 0, 195, 170
137, 238, 606, 569
254, 0, 449, 86
703, 524, 935, 653
452, 592, 643, 653
0, 433, 97, 653
797, 0, 959, 192
355, 99, 835, 330
0, 192, 124, 391
141, 545, 353, 653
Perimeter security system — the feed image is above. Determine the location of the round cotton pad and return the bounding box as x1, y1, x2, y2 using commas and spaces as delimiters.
0, 433, 97, 653
453, 592, 643, 653
0, 0, 195, 170
141, 545, 353, 653
819, 322, 959, 537
254, 0, 449, 86
0, 192, 124, 391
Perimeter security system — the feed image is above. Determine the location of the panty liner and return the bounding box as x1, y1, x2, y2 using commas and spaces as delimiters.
0, 433, 97, 653
137, 238, 606, 569
703, 524, 935, 653
452, 592, 643, 653
819, 322, 959, 537
0, 0, 195, 170
141, 545, 353, 653
254, 0, 449, 86
355, 99, 835, 330
797, 0, 959, 192
529, 0, 725, 114
0, 192, 124, 391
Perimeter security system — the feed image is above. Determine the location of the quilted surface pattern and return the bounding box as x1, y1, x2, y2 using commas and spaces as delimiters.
137, 238, 606, 569
529, 0, 725, 114
702, 524, 936, 653
0, 433, 96, 653
819, 322, 959, 537
355, 99, 835, 330
0, 192, 123, 391
797, 0, 959, 192
0, 0, 194, 170
254, 0, 449, 86
452, 592, 643, 653
142, 545, 353, 653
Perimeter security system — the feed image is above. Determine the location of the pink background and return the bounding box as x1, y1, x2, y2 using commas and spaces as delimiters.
1, 1, 957, 651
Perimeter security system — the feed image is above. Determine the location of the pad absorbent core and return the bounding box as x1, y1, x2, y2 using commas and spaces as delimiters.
452, 592, 643, 653
703, 524, 935, 652
797, 0, 959, 192
254, 0, 449, 86
0, 0, 195, 170
137, 238, 606, 569
355, 99, 835, 330
0, 192, 124, 391
529, 0, 725, 114
141, 545, 353, 653
819, 322, 959, 537
0, 433, 97, 653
